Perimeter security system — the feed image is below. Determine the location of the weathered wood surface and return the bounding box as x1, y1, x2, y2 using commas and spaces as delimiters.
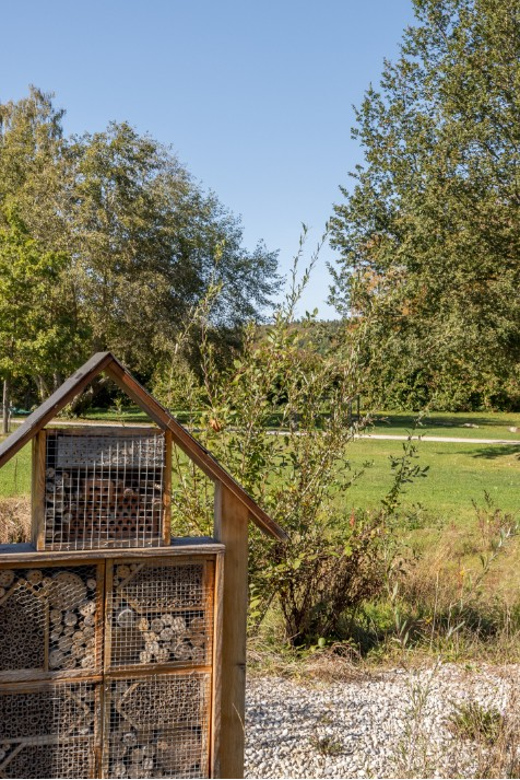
31, 430, 46, 551
0, 541, 224, 564
162, 430, 173, 546
211, 548, 224, 778
214, 483, 249, 779
0, 351, 287, 541
0, 352, 113, 469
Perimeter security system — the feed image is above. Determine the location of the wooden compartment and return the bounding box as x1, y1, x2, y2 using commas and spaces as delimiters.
33, 427, 172, 551
103, 671, 211, 779
0, 679, 100, 779
105, 557, 215, 672
0, 561, 104, 682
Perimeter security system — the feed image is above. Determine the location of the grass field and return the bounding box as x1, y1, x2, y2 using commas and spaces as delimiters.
345, 437, 520, 521
2, 426, 519, 523
369, 410, 520, 440
11, 407, 520, 439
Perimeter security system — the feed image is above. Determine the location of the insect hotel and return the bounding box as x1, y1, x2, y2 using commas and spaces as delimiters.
0, 352, 287, 779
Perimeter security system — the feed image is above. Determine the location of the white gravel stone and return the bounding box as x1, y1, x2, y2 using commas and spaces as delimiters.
244, 663, 520, 778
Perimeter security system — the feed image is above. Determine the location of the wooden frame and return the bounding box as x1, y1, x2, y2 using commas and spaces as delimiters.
0, 351, 288, 778
0, 546, 224, 779
0, 676, 102, 779
0, 558, 105, 683
31, 430, 46, 550
35, 425, 172, 552
0, 352, 287, 542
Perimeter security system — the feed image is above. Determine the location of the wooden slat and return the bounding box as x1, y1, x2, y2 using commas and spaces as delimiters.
31, 430, 46, 551
105, 358, 287, 542
211, 551, 224, 778
45, 425, 160, 437
162, 430, 173, 546
214, 484, 249, 779
0, 541, 225, 564
0, 352, 113, 469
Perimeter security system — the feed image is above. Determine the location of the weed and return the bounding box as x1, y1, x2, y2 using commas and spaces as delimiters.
448, 701, 503, 745
310, 734, 343, 757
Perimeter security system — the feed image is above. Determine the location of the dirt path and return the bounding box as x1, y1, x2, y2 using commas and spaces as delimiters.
8, 418, 520, 445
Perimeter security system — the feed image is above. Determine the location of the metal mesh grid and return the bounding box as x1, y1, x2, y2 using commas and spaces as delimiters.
44, 430, 166, 550
0, 680, 97, 778
105, 673, 210, 779
0, 564, 101, 679
108, 561, 213, 669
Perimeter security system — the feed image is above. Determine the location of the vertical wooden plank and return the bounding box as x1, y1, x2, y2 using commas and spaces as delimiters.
95, 561, 106, 675
214, 483, 249, 779
103, 559, 114, 674
31, 430, 46, 550
210, 551, 224, 778
162, 430, 172, 546
95, 676, 105, 779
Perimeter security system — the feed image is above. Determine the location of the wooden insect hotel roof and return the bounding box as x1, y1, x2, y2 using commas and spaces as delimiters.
0, 351, 287, 542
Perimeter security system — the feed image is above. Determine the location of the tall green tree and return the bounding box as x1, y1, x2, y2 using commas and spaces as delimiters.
0, 87, 67, 250
330, 0, 520, 410
66, 122, 279, 373
0, 89, 280, 404
0, 207, 79, 429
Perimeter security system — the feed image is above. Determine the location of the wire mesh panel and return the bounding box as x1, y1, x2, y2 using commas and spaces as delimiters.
104, 673, 211, 779
43, 429, 167, 550
107, 559, 214, 671
0, 564, 102, 680
0, 680, 98, 778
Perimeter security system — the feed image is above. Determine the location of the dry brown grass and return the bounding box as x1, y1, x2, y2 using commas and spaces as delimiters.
0, 498, 31, 544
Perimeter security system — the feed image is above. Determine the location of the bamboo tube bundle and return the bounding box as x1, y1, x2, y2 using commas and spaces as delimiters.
106, 674, 209, 779
0, 682, 96, 779
47, 571, 98, 672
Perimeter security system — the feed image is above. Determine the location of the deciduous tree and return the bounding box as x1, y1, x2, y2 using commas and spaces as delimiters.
330, 0, 520, 409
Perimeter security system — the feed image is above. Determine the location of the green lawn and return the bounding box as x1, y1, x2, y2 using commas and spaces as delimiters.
2, 430, 519, 524
0, 443, 31, 498
368, 410, 520, 440
344, 437, 520, 522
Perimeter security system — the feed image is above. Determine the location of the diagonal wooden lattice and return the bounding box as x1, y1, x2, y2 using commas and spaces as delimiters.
107, 561, 213, 670
0, 681, 97, 779
105, 673, 211, 779
43, 430, 166, 550
0, 565, 101, 680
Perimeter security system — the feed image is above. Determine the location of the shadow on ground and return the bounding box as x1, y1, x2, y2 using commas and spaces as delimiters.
471, 445, 520, 460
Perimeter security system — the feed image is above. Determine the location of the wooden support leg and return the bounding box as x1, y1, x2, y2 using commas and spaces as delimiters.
214, 483, 249, 779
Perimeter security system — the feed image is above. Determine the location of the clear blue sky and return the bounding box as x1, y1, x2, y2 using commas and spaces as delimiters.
1, 0, 416, 319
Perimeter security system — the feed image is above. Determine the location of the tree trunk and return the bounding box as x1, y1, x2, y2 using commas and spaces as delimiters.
2, 378, 10, 434
35, 374, 49, 401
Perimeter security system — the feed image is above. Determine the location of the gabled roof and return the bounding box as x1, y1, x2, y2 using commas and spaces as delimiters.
0, 352, 287, 541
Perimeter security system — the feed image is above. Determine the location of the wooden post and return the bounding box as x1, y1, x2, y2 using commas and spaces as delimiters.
214, 482, 249, 779
31, 430, 46, 550
162, 430, 172, 546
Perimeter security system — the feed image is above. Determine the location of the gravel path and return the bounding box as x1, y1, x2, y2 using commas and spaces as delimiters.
245, 664, 520, 778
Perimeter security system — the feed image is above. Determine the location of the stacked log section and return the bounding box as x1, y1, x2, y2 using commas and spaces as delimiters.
108, 562, 213, 669
0, 565, 100, 679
